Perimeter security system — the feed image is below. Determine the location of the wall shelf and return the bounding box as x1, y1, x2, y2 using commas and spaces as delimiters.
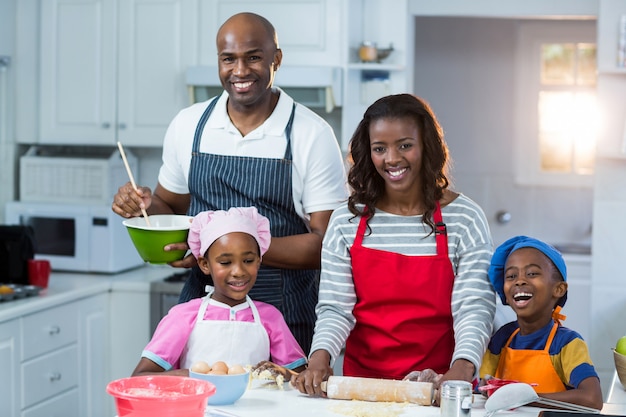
347, 63, 406, 71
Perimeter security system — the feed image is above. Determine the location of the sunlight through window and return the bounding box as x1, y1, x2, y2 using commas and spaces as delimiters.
538, 43, 598, 175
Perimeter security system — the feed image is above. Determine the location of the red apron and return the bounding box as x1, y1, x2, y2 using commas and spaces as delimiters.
495, 322, 566, 393
343, 202, 455, 380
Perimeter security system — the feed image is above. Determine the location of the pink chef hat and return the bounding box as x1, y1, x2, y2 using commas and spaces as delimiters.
187, 207, 271, 259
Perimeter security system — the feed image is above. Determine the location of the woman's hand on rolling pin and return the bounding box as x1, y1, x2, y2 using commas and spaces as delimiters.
112, 182, 153, 218
291, 349, 333, 397
403, 369, 442, 384
403, 369, 443, 406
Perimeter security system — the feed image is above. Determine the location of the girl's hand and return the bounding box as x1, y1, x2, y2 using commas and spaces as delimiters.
252, 360, 299, 382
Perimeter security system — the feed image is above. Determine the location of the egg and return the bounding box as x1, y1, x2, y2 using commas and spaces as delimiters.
190, 361, 211, 374
228, 364, 246, 375
211, 361, 229, 374
208, 369, 227, 375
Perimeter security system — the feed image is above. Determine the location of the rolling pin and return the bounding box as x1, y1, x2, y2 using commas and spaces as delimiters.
320, 376, 433, 405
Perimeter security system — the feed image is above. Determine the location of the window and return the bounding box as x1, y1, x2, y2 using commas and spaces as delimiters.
516, 21, 598, 187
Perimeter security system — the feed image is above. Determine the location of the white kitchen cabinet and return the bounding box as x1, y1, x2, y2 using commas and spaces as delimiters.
597, 0, 626, 74
0, 319, 20, 417
108, 289, 152, 383
38, 0, 196, 147
0, 293, 110, 417
339, 0, 410, 149
196, 0, 343, 68
78, 293, 109, 417
596, 0, 626, 159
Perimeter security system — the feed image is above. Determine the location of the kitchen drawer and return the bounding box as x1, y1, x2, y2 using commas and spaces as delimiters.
21, 344, 78, 408
22, 388, 79, 417
21, 303, 78, 360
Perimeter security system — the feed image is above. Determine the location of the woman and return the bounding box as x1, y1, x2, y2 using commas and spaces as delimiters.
292, 94, 496, 404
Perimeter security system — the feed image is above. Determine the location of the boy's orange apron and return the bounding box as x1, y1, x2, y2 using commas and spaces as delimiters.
343, 202, 455, 380
495, 322, 566, 393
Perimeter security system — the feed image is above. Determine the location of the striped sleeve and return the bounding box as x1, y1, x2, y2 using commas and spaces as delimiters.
446, 196, 497, 374
310, 206, 358, 364
309, 195, 497, 372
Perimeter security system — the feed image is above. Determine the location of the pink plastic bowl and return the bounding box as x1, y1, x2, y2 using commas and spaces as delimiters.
106, 375, 216, 417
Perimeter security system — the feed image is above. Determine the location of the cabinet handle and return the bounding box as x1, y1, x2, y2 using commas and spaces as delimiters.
48, 325, 61, 335
48, 372, 62, 382
118, 122, 126, 130
102, 122, 111, 129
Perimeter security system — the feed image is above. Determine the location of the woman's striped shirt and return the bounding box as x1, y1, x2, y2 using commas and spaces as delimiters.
311, 194, 497, 375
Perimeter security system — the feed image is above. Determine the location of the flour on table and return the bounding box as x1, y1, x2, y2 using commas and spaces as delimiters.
328, 401, 409, 417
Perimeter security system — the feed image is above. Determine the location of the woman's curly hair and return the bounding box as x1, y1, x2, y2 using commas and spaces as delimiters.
347, 94, 451, 234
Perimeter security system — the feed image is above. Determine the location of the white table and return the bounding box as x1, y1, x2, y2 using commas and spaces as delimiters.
203, 384, 540, 417
606, 371, 626, 407
112, 377, 626, 417
201, 376, 626, 417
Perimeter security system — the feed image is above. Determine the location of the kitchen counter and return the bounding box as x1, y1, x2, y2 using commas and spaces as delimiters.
202, 386, 537, 417
199, 385, 584, 417
0, 263, 174, 323
607, 371, 626, 405
196, 376, 626, 417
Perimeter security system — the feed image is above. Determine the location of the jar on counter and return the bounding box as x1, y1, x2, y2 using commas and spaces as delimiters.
359, 41, 378, 62
440, 380, 472, 417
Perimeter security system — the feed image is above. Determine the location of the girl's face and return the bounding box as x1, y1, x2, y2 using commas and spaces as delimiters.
197, 232, 261, 307
503, 247, 567, 328
369, 117, 423, 197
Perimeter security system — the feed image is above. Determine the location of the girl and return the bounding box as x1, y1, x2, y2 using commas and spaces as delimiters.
131, 207, 306, 376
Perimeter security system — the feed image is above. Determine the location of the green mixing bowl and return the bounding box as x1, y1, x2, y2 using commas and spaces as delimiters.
123, 215, 193, 264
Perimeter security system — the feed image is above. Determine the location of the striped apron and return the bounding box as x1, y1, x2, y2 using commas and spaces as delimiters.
179, 96, 318, 354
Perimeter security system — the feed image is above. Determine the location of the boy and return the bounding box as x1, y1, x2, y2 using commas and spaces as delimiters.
480, 236, 602, 410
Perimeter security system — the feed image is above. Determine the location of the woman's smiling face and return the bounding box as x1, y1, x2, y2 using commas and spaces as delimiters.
369, 116, 423, 196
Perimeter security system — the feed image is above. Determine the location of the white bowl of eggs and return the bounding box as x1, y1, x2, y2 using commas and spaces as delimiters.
189, 361, 250, 405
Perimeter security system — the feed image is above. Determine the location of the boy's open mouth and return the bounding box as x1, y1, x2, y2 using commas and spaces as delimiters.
511, 291, 533, 307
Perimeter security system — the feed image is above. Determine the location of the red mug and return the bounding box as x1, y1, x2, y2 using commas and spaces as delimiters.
28, 259, 51, 288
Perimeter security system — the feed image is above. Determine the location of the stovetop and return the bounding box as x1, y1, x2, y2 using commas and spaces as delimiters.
150, 270, 189, 293
164, 270, 190, 283
0, 283, 43, 302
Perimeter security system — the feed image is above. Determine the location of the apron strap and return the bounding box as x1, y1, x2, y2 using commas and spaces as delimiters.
192, 96, 220, 154
354, 202, 448, 257
354, 215, 368, 247
433, 201, 448, 257
197, 286, 260, 324
283, 103, 296, 159
246, 295, 263, 324
504, 322, 559, 353
196, 289, 213, 322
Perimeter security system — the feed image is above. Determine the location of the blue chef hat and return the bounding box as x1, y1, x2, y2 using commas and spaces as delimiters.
489, 236, 567, 307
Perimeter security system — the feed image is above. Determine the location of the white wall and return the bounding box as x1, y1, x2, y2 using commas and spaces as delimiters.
412, 17, 594, 248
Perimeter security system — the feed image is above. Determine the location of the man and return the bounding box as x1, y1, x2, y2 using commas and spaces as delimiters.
112, 12, 348, 354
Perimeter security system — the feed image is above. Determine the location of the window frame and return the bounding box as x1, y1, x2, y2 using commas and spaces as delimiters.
515, 20, 596, 188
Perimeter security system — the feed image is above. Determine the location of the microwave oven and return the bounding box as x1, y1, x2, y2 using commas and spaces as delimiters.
4, 201, 144, 273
